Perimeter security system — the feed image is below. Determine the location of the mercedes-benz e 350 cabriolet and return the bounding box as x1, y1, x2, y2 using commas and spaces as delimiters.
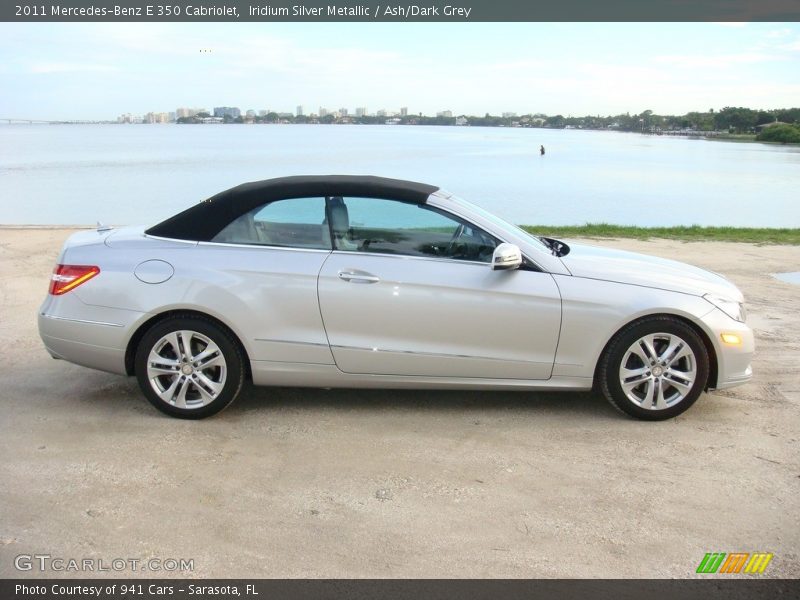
38, 176, 754, 419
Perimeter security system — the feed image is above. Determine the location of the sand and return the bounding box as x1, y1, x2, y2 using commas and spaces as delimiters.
0, 228, 798, 578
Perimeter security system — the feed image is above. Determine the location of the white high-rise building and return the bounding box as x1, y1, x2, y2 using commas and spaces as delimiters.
176, 107, 202, 118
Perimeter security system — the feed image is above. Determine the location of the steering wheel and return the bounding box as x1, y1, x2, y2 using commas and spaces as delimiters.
445, 224, 466, 257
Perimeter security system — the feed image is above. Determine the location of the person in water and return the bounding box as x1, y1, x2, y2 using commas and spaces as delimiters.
540, 145, 545, 156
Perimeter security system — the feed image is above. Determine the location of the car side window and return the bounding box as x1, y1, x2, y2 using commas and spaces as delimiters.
212, 197, 330, 249
330, 196, 498, 263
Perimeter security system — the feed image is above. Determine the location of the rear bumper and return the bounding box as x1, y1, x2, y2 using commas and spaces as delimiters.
38, 294, 144, 376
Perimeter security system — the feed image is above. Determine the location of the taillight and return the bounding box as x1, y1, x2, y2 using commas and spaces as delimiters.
49, 264, 100, 295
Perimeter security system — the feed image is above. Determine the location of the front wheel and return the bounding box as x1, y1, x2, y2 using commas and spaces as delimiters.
135, 316, 245, 419
598, 316, 709, 420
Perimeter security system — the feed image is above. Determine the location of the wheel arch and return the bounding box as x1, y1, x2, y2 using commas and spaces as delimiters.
592, 312, 719, 391
125, 309, 252, 379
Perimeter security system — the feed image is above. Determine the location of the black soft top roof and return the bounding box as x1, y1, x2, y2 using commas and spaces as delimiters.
146, 175, 439, 242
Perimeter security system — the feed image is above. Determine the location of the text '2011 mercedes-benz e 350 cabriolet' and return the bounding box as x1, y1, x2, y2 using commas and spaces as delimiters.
38, 176, 754, 419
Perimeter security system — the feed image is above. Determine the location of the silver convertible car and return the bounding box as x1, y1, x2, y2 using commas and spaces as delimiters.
38, 176, 753, 420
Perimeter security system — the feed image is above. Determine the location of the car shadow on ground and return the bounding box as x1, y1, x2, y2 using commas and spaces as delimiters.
67, 368, 622, 421
231, 384, 617, 420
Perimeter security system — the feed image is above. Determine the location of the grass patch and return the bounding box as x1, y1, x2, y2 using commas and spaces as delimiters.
519, 224, 800, 244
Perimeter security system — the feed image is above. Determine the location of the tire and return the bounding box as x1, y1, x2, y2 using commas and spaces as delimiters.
134, 315, 245, 419
598, 316, 710, 421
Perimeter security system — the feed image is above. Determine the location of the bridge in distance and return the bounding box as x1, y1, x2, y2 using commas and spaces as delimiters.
1, 118, 112, 124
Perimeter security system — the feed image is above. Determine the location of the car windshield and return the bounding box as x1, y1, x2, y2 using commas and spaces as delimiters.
445, 193, 551, 253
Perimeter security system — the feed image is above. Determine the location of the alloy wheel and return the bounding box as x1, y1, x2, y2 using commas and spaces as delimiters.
618, 332, 697, 410
145, 330, 228, 409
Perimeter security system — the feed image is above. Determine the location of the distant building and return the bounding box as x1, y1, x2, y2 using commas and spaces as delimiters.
176, 107, 204, 119
355, 107, 367, 117
296, 105, 303, 116
437, 110, 453, 118
319, 107, 329, 117
144, 112, 170, 124
400, 107, 408, 116
376, 109, 387, 117
339, 108, 348, 117
455, 116, 469, 126
258, 110, 268, 117
502, 112, 517, 118
245, 109, 256, 118
213, 107, 241, 119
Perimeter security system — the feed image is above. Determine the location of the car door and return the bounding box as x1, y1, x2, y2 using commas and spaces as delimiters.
201, 196, 335, 365
317, 196, 562, 379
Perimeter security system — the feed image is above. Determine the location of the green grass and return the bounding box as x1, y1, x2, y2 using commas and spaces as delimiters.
519, 224, 800, 245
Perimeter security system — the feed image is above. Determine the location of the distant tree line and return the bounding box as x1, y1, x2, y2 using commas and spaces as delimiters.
176, 106, 800, 139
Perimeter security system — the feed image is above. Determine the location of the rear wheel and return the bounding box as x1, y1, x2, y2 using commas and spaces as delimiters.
599, 316, 709, 420
134, 316, 245, 419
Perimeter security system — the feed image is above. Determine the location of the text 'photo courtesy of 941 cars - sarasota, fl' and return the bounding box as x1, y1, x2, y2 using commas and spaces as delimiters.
38, 175, 754, 420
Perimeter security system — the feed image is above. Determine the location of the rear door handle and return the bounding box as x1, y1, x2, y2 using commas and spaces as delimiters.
338, 270, 380, 284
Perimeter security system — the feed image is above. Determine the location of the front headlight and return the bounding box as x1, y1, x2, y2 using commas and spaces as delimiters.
704, 293, 747, 322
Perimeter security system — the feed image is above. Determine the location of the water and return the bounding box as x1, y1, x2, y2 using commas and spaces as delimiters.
1, 124, 798, 227
773, 272, 800, 285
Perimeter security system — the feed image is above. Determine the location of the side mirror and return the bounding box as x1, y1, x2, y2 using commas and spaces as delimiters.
491, 243, 522, 271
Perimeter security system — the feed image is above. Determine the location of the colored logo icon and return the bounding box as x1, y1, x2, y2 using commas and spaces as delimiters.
696, 552, 773, 574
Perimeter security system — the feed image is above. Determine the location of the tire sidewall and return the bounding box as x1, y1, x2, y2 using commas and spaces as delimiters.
603, 318, 710, 421
135, 316, 244, 419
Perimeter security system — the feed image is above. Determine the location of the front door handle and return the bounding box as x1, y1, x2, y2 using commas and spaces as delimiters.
338, 270, 380, 284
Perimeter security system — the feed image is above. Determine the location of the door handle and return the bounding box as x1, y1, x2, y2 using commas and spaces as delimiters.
338, 270, 380, 284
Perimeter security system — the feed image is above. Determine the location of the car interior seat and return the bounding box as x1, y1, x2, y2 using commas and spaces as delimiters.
324, 197, 358, 250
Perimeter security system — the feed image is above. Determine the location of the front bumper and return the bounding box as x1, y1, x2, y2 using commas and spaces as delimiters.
702, 307, 755, 391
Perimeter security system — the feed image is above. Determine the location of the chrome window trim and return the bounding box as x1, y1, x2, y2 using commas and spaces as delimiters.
195, 241, 332, 253
329, 249, 492, 268
330, 247, 544, 273
142, 234, 200, 246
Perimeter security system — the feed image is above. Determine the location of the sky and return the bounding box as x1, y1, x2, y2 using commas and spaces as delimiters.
0, 22, 798, 120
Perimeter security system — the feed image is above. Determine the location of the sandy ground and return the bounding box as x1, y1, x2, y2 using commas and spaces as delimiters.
0, 228, 798, 579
